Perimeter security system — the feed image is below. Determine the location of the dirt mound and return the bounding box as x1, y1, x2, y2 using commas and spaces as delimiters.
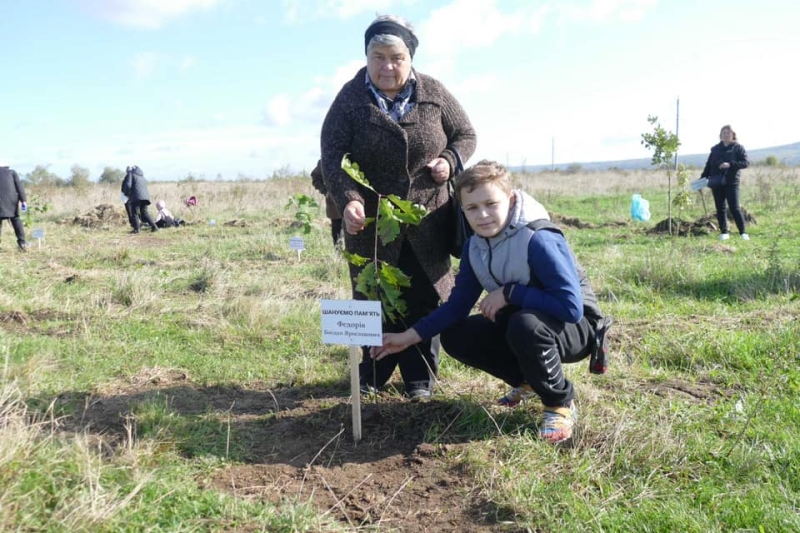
649, 207, 757, 236
44, 366, 733, 532
55, 379, 519, 532
550, 212, 628, 230
72, 204, 127, 228
223, 219, 248, 227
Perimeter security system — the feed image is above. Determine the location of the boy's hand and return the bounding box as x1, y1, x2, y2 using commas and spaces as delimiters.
370, 330, 422, 360
478, 289, 508, 322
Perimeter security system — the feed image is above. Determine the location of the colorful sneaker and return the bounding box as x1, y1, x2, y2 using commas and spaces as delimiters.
497, 383, 535, 407
540, 401, 578, 444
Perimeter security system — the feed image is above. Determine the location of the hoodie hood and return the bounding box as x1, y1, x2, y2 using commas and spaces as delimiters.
132, 166, 144, 177
487, 189, 550, 245
467, 189, 551, 293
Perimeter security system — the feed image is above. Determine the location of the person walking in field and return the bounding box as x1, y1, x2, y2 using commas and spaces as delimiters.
0, 160, 28, 251
122, 165, 158, 234
371, 161, 612, 444
700, 125, 751, 241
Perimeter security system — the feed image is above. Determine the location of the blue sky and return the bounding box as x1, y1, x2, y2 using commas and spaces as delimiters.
1, 0, 797, 180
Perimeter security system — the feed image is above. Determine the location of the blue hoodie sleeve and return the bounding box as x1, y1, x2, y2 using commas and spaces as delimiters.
504, 229, 583, 323
412, 245, 483, 340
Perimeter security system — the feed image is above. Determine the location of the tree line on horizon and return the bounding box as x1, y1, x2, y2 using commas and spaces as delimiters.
19, 152, 794, 189
19, 163, 316, 187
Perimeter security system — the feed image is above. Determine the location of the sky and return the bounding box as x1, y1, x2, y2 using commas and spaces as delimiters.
1, 0, 798, 181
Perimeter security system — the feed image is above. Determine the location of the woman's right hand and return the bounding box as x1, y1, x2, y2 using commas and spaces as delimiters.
344, 201, 367, 234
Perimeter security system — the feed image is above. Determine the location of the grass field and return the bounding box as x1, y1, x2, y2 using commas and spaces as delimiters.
1, 166, 799, 532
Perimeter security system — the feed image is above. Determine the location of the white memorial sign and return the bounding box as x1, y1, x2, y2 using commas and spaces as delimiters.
289, 236, 305, 260
321, 299, 382, 346
320, 299, 383, 443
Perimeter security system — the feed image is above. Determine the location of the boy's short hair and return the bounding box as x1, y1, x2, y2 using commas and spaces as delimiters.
454, 160, 512, 200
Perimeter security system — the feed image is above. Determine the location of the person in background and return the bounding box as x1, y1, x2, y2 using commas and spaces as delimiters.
321, 14, 477, 400
310, 160, 343, 246
700, 125, 751, 241
0, 160, 28, 251
122, 165, 158, 234
371, 161, 611, 444
154, 200, 184, 228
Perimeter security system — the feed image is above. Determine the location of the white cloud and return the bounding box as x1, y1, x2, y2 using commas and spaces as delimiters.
262, 95, 293, 127
131, 53, 199, 79
559, 0, 658, 23
261, 59, 363, 127
281, 0, 419, 22
179, 55, 197, 72
75, 0, 224, 29
415, 1, 549, 76
30, 124, 320, 180
421, 0, 547, 52
133, 52, 158, 79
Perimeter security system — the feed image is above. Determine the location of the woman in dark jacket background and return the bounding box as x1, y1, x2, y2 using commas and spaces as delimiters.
122, 165, 158, 234
0, 162, 28, 251
700, 125, 750, 240
321, 14, 476, 399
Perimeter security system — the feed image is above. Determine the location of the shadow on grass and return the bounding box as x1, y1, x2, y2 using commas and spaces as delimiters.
30, 379, 531, 467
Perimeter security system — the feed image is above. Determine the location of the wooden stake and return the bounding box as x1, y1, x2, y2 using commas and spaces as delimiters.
349, 345, 362, 442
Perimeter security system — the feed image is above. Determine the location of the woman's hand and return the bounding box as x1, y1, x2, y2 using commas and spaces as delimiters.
719, 162, 731, 170
370, 330, 422, 360
426, 157, 451, 184
343, 201, 366, 234
478, 288, 508, 322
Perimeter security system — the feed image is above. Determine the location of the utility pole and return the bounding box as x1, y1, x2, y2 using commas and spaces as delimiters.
674, 98, 680, 173
668, 97, 680, 236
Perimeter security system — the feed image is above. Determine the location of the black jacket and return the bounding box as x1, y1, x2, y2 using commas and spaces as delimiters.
0, 167, 27, 218
701, 142, 749, 182
121, 167, 151, 204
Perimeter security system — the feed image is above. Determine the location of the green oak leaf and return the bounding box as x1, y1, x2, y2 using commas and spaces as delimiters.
376, 199, 401, 244
354, 263, 379, 301
378, 274, 407, 321
341, 154, 375, 192
342, 251, 370, 266
385, 194, 427, 225
379, 262, 411, 289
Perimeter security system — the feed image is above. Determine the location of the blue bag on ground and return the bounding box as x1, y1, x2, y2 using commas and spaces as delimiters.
631, 194, 651, 221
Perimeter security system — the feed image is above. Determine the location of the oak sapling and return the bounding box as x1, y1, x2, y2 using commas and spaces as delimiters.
641, 115, 681, 234
286, 193, 319, 234
340, 154, 427, 322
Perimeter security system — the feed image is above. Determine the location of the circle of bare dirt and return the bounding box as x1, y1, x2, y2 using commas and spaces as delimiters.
53, 370, 521, 532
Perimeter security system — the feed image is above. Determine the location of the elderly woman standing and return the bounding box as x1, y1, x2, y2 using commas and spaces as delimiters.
321, 15, 477, 400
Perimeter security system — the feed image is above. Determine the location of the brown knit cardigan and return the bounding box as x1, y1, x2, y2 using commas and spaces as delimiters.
321, 67, 477, 302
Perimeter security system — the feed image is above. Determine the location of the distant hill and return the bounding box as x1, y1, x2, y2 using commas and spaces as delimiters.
513, 141, 800, 172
